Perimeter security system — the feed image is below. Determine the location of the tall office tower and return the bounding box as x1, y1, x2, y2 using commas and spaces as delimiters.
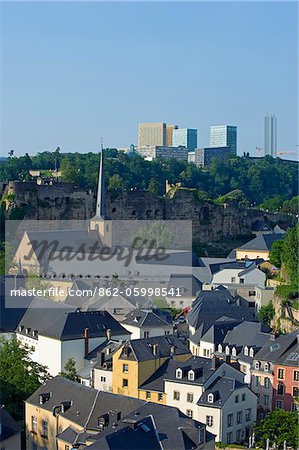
138, 123, 167, 147
172, 128, 198, 151
166, 124, 178, 146
210, 125, 237, 155
264, 113, 277, 157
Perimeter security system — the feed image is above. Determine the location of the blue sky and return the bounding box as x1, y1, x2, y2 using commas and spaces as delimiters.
1, 1, 298, 158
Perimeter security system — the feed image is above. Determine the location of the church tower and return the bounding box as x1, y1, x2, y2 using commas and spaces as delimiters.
89, 149, 112, 247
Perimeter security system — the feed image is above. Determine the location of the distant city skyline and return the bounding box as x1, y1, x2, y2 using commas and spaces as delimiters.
1, 2, 298, 159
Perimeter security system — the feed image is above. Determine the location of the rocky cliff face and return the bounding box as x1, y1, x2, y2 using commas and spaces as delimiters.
3, 181, 294, 244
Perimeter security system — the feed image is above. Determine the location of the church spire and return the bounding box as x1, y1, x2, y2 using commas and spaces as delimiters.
96, 144, 106, 218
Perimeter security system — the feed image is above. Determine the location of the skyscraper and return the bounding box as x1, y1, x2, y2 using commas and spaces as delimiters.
172, 128, 198, 151
166, 124, 178, 146
264, 113, 277, 157
210, 125, 237, 155
138, 123, 167, 147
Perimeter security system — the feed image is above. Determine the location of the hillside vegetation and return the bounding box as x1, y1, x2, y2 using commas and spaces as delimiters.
0, 151, 298, 208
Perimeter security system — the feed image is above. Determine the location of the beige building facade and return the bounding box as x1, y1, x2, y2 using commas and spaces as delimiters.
138, 122, 166, 147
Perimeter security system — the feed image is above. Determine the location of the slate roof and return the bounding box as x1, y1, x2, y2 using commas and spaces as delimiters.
136, 252, 200, 267
85, 415, 161, 450
254, 331, 299, 366
200, 319, 241, 345
186, 288, 256, 336
237, 233, 284, 252
85, 402, 214, 450
27, 377, 214, 450
121, 308, 172, 328
197, 377, 246, 408
223, 321, 271, 347
26, 229, 104, 259
16, 305, 130, 341
119, 335, 190, 362
167, 274, 202, 297
140, 356, 226, 392
26, 377, 145, 430
195, 257, 237, 284
83, 290, 152, 312
0, 406, 21, 443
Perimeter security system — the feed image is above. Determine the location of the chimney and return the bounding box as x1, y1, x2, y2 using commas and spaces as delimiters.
270, 334, 276, 341
106, 328, 111, 341
170, 345, 176, 357
123, 418, 138, 430
108, 410, 121, 427
225, 355, 231, 364
152, 343, 158, 356
211, 355, 218, 370
84, 328, 89, 356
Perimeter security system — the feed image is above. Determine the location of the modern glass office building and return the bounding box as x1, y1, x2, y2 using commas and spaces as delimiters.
210, 125, 237, 155
172, 128, 198, 151
264, 113, 277, 157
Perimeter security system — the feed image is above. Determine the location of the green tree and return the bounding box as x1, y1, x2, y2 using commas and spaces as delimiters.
0, 337, 50, 419
269, 239, 284, 268
59, 357, 79, 382
281, 196, 299, 215
254, 409, 299, 449
132, 221, 174, 249
260, 195, 285, 212
282, 225, 299, 285
108, 174, 123, 190
148, 178, 159, 195
257, 301, 275, 327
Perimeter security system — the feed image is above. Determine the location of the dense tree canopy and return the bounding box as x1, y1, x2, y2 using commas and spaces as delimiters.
254, 409, 299, 449
1, 151, 298, 206
0, 338, 50, 419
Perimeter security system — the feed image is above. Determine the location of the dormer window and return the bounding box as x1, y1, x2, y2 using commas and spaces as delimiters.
225, 346, 230, 355
244, 346, 249, 356
232, 347, 237, 357
265, 363, 269, 372
26, 328, 31, 335
176, 368, 183, 379
188, 370, 195, 381
32, 330, 38, 338
218, 344, 222, 353
249, 348, 254, 357
255, 361, 260, 370
207, 393, 214, 403
18, 326, 23, 333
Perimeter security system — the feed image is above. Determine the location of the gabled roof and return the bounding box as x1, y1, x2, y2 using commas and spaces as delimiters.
200, 320, 241, 345
254, 331, 299, 366
86, 402, 213, 450
186, 288, 256, 335
0, 406, 21, 443
119, 335, 190, 362
26, 377, 213, 450
237, 233, 284, 252
167, 274, 202, 297
197, 377, 246, 408
121, 308, 172, 328
223, 321, 271, 347
136, 251, 200, 267
159, 356, 222, 386
17, 306, 130, 341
